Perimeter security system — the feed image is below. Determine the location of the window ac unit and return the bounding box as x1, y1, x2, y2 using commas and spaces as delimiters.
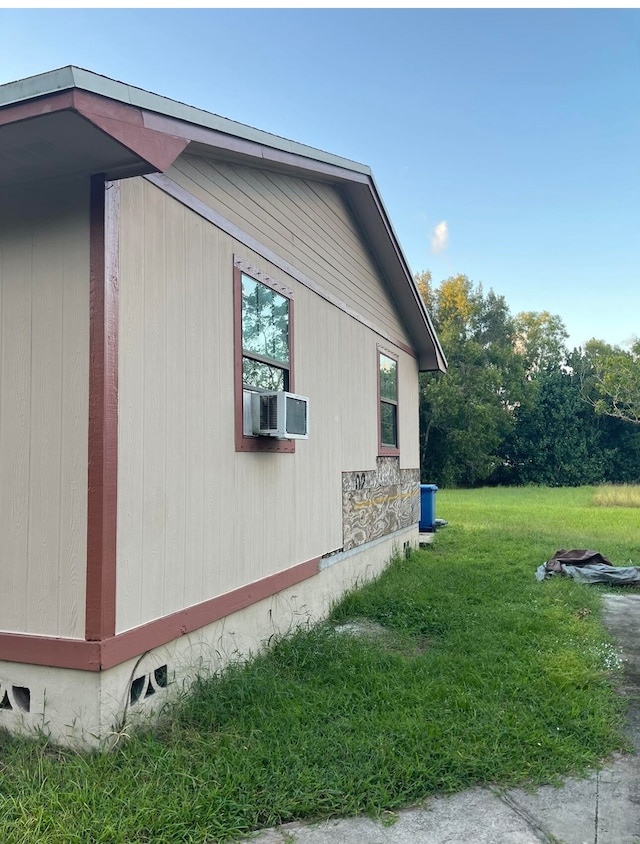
251, 391, 309, 439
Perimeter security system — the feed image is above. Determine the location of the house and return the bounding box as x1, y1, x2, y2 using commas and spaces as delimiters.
0, 67, 446, 745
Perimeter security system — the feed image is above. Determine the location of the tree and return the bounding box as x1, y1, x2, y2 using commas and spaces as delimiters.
584, 338, 640, 425
513, 311, 569, 376
569, 342, 640, 484
418, 271, 639, 488
497, 366, 606, 486
418, 274, 526, 487
415, 270, 433, 312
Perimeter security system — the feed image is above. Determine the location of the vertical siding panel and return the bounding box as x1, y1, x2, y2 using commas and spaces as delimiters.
0, 180, 90, 640
0, 182, 89, 637
27, 214, 63, 634
57, 190, 90, 638
259, 458, 276, 584
233, 453, 255, 590
183, 209, 205, 609
0, 226, 32, 632
336, 314, 378, 472
399, 352, 420, 470
116, 179, 147, 633
163, 198, 187, 614
206, 230, 235, 596
141, 181, 167, 624
200, 225, 223, 602
295, 292, 343, 555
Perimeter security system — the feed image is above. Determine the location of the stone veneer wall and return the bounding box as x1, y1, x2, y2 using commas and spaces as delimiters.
342, 457, 419, 551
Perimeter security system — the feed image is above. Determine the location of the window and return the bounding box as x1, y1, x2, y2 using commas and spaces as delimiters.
379, 350, 399, 455
234, 258, 295, 452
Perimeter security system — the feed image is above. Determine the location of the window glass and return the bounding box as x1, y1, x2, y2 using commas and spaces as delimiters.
241, 273, 290, 392
379, 352, 398, 451
380, 401, 398, 448
379, 354, 397, 401
242, 358, 285, 392
241, 274, 289, 366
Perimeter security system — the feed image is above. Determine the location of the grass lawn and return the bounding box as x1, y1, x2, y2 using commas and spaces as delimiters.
0, 486, 636, 843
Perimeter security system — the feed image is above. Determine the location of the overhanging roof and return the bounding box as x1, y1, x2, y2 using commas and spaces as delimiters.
0, 66, 446, 372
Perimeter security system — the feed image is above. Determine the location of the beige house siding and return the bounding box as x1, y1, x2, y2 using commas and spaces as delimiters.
116, 176, 421, 633
398, 352, 420, 470
167, 154, 412, 347
0, 178, 89, 638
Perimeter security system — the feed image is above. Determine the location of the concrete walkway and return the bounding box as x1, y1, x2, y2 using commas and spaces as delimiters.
244, 593, 640, 844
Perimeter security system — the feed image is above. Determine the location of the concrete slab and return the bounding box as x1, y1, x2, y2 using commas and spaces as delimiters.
602, 593, 640, 752
250, 790, 547, 843
241, 592, 640, 844
504, 755, 640, 844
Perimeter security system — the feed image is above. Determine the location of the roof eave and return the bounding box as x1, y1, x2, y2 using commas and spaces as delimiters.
342, 178, 447, 373
0, 65, 446, 371
0, 65, 371, 178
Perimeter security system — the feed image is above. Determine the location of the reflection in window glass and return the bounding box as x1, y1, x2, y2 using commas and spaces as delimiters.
379, 352, 398, 450
380, 401, 397, 448
241, 274, 290, 391
379, 354, 397, 401
242, 359, 285, 392
241, 275, 289, 365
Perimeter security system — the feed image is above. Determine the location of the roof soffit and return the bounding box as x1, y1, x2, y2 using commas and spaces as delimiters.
0, 89, 189, 182
72, 90, 189, 172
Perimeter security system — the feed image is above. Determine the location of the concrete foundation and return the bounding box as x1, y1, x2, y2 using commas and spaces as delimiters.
0, 526, 417, 747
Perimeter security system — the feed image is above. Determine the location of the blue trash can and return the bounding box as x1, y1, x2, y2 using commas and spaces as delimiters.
419, 484, 438, 532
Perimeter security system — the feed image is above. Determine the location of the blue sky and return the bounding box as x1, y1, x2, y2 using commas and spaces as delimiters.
1, 8, 639, 351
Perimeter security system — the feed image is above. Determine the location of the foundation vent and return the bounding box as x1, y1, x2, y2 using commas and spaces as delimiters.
0, 682, 31, 713
129, 664, 169, 706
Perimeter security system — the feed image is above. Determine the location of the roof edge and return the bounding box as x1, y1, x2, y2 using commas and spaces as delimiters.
0, 65, 371, 178
0, 66, 77, 107
0, 65, 446, 372
358, 176, 448, 372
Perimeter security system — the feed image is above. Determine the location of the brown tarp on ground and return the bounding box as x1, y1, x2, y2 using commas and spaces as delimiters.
536, 549, 640, 585
544, 549, 614, 575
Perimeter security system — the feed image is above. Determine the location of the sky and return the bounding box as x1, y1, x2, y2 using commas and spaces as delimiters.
0, 7, 639, 351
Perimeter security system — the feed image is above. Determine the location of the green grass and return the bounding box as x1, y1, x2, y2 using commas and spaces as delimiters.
0, 486, 635, 843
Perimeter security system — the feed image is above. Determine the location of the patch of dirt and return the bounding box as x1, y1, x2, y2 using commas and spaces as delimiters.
333, 619, 431, 658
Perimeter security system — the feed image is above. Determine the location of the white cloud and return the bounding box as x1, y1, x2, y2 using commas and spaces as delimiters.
430, 220, 449, 254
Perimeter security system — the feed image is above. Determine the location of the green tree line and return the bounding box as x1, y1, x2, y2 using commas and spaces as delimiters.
418, 272, 640, 487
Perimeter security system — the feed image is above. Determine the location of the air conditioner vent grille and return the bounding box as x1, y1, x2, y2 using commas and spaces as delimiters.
250, 390, 309, 439
285, 396, 307, 436
259, 394, 279, 431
